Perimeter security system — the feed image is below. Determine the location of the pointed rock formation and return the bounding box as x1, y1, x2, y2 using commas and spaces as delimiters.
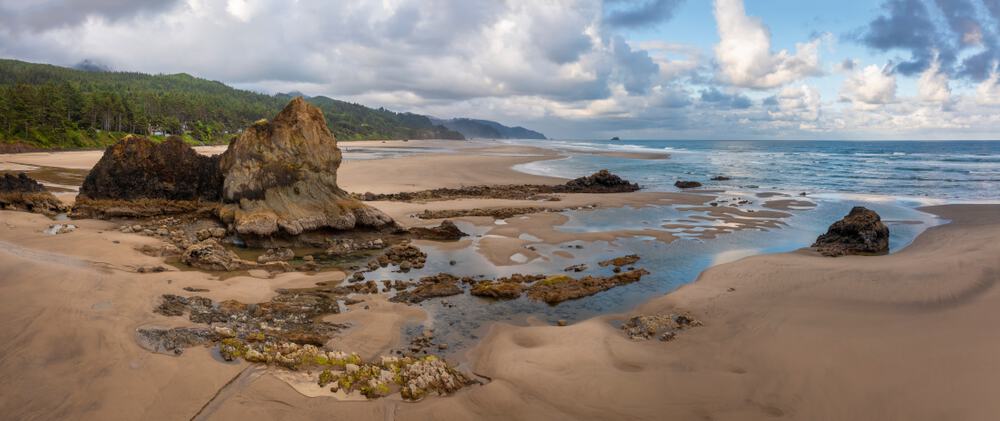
217, 97, 394, 236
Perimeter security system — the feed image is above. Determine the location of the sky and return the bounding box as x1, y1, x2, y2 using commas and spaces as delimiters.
1, 0, 999, 140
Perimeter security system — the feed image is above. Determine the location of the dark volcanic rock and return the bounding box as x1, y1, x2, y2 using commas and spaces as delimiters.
563, 169, 638, 192
1, 172, 45, 193
359, 169, 640, 202
79, 136, 222, 201
812, 206, 889, 256
217, 97, 394, 236
409, 220, 468, 241
674, 180, 702, 189
0, 173, 67, 215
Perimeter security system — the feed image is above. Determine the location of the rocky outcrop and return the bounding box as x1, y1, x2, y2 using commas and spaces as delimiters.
563, 169, 638, 192
217, 98, 394, 236
181, 239, 255, 271
0, 173, 67, 215
79, 136, 222, 201
359, 169, 640, 202
812, 206, 889, 256
674, 180, 702, 189
409, 220, 468, 241
526, 269, 649, 304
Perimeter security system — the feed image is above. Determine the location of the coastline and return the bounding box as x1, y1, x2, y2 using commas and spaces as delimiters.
1, 140, 998, 420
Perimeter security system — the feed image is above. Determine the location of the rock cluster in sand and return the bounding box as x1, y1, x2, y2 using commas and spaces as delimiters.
812, 206, 889, 256
74, 97, 395, 238
0, 173, 67, 215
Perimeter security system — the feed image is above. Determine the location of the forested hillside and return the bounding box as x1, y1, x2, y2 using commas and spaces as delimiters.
0, 59, 463, 150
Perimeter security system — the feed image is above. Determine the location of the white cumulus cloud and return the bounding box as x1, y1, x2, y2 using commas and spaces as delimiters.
976, 61, 1000, 105
917, 52, 951, 103
712, 0, 823, 89
841, 64, 896, 109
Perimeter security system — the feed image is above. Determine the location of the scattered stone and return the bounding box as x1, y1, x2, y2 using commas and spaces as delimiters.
44, 224, 77, 235
564, 263, 588, 272
812, 206, 889, 257
557, 320, 567, 326
409, 220, 468, 241
325, 238, 386, 256
598, 254, 640, 268
257, 247, 294, 264
182, 286, 210, 292
621, 313, 702, 341
390, 274, 465, 304
137, 265, 167, 273
181, 239, 255, 271
674, 180, 702, 189
710, 176, 732, 181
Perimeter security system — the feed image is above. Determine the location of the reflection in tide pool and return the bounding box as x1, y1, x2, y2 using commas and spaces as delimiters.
357, 193, 942, 357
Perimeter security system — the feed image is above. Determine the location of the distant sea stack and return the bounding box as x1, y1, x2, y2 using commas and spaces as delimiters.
74, 97, 396, 237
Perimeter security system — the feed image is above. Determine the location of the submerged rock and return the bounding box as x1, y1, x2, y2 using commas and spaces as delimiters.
527, 269, 649, 305
812, 206, 889, 257
0, 173, 67, 215
390, 274, 465, 304
409, 220, 468, 241
218, 98, 394, 236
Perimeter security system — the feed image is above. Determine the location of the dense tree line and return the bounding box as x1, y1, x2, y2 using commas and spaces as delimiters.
0, 59, 462, 149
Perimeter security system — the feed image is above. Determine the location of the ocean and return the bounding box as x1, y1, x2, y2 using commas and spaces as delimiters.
507, 139, 1000, 202
389, 139, 999, 352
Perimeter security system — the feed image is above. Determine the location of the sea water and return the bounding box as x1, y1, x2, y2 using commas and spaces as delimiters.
388, 139, 1000, 353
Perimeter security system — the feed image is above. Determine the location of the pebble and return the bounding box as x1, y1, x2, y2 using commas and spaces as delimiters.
557, 320, 567, 326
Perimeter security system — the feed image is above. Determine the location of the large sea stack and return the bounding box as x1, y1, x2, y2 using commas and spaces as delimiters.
79, 136, 223, 201
74, 97, 396, 238
217, 97, 394, 236
812, 206, 889, 256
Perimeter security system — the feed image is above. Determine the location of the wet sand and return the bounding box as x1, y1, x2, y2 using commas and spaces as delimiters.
1, 141, 998, 420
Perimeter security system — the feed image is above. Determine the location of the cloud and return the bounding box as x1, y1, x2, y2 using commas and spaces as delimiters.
917, 52, 951, 103
699, 87, 752, 109
854, 0, 999, 80
712, 0, 823, 89
840, 64, 897, 108
603, 0, 685, 28
766, 85, 821, 122
976, 61, 1000, 105
0, 0, 183, 33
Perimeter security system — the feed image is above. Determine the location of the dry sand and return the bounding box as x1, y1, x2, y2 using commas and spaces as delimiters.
2, 141, 998, 420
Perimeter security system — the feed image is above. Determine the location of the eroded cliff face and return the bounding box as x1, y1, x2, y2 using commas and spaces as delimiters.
217, 97, 394, 236
74, 97, 395, 238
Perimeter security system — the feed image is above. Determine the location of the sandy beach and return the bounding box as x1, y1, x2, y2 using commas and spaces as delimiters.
1, 140, 998, 420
